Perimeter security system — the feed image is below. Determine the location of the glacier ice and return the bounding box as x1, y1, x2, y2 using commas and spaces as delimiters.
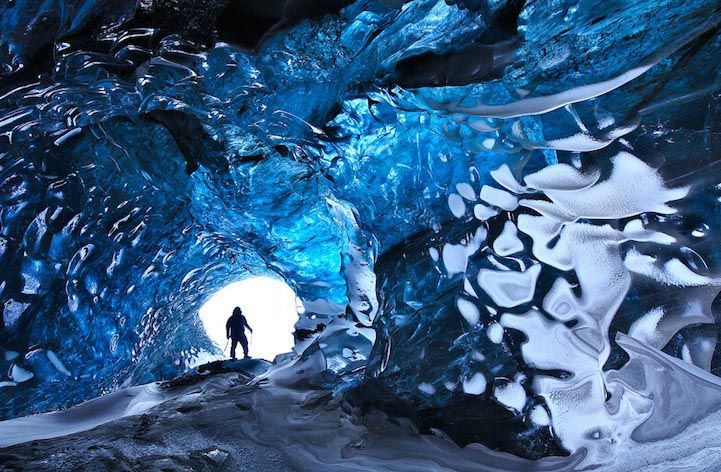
1, 0, 721, 467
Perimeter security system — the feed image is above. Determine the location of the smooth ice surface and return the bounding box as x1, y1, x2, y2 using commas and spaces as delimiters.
456, 298, 480, 326
486, 322, 504, 344
462, 372, 488, 396
493, 380, 527, 412
492, 221, 524, 256
478, 264, 542, 308
0, 381, 172, 447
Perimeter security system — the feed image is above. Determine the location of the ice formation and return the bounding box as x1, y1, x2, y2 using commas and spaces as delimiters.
1, 0, 721, 468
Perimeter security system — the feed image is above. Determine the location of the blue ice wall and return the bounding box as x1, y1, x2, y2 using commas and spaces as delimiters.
1, 0, 721, 464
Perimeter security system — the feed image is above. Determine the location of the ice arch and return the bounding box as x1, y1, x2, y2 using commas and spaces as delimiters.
1, 0, 721, 464
198, 277, 298, 362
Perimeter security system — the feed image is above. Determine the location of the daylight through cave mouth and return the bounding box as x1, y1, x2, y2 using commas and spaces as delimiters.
197, 277, 299, 362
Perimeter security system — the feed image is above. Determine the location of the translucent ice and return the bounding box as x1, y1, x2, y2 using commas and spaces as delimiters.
1, 0, 721, 467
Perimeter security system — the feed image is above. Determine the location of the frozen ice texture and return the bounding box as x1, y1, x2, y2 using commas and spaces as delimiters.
0, 0, 721, 466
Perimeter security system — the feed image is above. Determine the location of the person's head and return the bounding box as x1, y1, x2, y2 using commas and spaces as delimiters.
232, 306, 242, 317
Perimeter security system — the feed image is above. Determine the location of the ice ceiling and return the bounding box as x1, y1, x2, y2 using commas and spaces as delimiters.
1, 0, 721, 466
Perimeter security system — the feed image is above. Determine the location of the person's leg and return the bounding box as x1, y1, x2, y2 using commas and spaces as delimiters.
239, 334, 249, 358
230, 338, 238, 359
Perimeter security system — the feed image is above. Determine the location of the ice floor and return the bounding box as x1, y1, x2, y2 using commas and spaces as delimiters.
2, 360, 721, 472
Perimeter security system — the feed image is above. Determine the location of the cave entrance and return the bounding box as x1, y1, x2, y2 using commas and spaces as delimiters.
198, 276, 299, 361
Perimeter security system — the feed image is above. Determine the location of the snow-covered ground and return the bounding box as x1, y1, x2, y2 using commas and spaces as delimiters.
2, 361, 721, 471
0, 361, 577, 471
0, 382, 176, 448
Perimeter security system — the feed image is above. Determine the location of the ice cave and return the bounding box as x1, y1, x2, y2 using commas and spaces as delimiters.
1, 0, 721, 470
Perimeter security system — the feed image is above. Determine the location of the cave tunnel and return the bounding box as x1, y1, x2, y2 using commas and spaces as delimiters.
1, 0, 721, 466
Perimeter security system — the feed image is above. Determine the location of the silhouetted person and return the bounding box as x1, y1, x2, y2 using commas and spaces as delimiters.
226, 307, 253, 359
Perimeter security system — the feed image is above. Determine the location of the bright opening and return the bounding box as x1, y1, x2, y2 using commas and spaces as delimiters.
198, 276, 298, 361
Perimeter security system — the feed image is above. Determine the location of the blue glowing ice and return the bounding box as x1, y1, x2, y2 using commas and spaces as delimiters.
1, 0, 721, 466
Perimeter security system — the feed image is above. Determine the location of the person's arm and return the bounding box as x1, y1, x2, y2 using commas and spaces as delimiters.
244, 317, 253, 333
226, 318, 231, 338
